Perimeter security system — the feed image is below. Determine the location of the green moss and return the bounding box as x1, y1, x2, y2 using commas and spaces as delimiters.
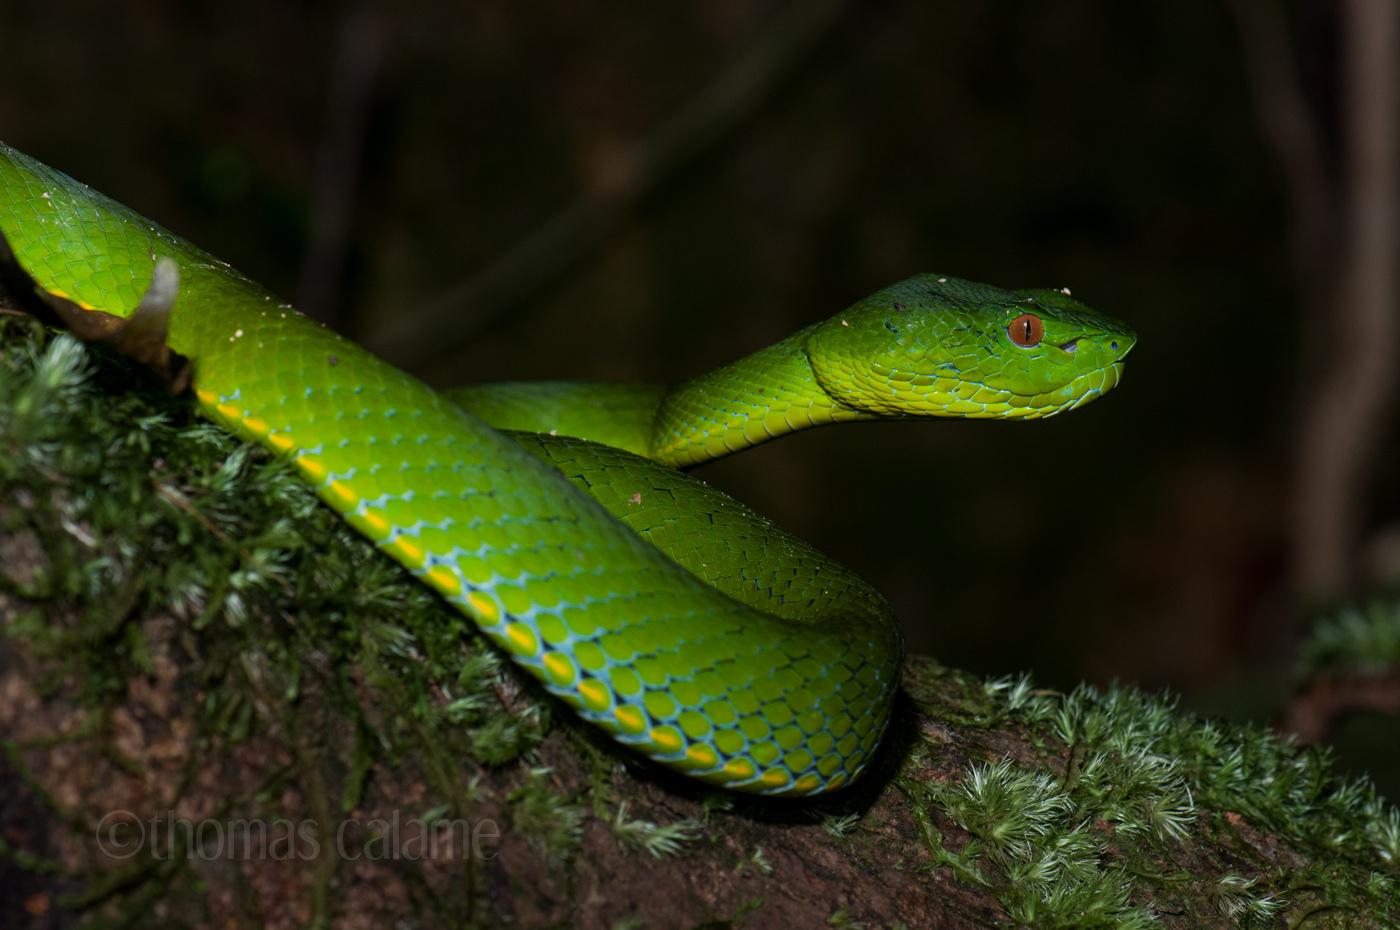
819, 811, 862, 839
919, 755, 1157, 930
1301, 600, 1400, 677
610, 800, 702, 858
0, 314, 537, 729
506, 767, 587, 861
898, 670, 1399, 928
0, 316, 566, 924
825, 907, 864, 929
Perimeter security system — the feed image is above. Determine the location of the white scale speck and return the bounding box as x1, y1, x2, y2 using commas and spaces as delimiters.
938, 277, 947, 283
1060, 287, 1072, 296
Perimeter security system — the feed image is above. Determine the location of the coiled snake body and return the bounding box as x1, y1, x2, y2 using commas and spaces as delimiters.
0, 144, 1134, 795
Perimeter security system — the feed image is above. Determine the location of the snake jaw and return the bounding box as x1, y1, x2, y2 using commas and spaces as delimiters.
1031, 358, 1128, 418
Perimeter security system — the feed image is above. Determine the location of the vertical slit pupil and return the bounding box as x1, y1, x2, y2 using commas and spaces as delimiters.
1009, 313, 1042, 347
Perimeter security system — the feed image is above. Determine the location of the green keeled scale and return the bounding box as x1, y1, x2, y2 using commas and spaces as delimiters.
0, 142, 1135, 795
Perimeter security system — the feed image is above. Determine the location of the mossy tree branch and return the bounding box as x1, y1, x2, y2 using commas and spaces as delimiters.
0, 318, 1396, 930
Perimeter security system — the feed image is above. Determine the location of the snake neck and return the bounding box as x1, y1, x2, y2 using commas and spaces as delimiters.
648, 326, 868, 468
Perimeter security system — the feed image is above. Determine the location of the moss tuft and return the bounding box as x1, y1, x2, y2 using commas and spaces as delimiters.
902, 671, 1400, 928
1302, 601, 1400, 677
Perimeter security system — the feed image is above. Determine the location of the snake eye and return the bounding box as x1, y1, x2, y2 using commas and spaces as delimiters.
1007, 313, 1044, 348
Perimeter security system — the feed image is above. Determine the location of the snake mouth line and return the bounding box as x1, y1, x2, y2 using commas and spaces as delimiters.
1029, 360, 1126, 417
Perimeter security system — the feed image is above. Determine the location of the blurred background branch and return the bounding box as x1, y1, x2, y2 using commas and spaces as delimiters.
1224, 0, 1336, 289
362, 0, 856, 377
1229, 0, 1399, 602
297, 2, 396, 327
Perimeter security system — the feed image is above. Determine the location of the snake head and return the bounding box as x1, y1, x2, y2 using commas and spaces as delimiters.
805, 274, 1136, 420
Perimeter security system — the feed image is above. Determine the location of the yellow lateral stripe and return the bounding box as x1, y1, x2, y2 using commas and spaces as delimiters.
240, 416, 269, 436
614, 705, 647, 734
267, 433, 295, 453
685, 744, 718, 768
392, 538, 425, 565
759, 768, 791, 788
578, 679, 610, 711
215, 403, 242, 420
505, 622, 538, 656
325, 480, 357, 507
424, 564, 461, 596
467, 591, 501, 625
649, 727, 683, 753
723, 758, 756, 780
195, 388, 217, 406
297, 456, 328, 482
793, 773, 821, 793
543, 652, 575, 684
43, 287, 97, 311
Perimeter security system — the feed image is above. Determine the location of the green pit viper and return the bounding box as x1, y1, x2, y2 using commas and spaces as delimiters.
0, 143, 1135, 796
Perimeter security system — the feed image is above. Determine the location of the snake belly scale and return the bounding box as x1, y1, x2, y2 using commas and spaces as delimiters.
0, 143, 1134, 796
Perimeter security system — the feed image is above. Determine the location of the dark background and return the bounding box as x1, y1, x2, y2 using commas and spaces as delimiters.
4, 2, 1395, 793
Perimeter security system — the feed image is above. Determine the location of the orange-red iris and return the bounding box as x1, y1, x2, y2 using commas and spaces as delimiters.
1008, 313, 1044, 347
